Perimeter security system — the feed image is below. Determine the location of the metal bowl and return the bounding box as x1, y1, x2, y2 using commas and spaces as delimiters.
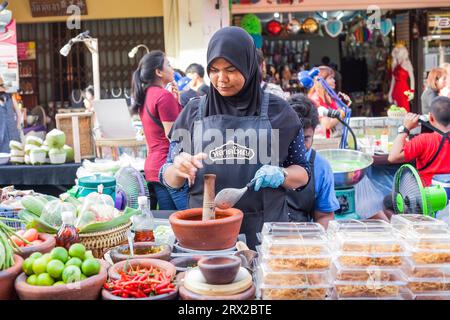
317, 149, 373, 189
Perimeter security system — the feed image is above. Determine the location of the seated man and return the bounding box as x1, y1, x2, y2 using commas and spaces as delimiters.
388, 96, 450, 187
286, 94, 339, 229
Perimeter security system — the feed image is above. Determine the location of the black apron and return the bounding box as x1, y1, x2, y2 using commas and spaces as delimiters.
189, 93, 289, 249
286, 149, 316, 222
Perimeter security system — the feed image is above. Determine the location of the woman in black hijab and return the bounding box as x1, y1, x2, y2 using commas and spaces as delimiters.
160, 27, 310, 248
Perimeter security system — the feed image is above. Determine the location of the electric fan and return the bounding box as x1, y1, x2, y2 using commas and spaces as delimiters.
115, 166, 150, 210
392, 164, 448, 217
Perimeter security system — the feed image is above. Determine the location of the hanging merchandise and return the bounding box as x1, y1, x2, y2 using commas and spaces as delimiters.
324, 19, 343, 38
380, 18, 393, 36
240, 13, 263, 48
266, 19, 283, 36
286, 13, 302, 35
302, 17, 319, 34
240, 14, 262, 35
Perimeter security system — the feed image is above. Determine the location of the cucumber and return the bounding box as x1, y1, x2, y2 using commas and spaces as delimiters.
21, 196, 46, 216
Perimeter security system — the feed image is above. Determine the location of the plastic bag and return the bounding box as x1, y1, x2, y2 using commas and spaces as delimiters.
41, 200, 77, 228
76, 185, 121, 229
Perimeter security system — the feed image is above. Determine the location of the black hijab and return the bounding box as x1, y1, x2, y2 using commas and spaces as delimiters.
205, 26, 262, 117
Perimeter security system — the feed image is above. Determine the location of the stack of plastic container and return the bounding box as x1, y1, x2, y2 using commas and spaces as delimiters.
255, 222, 333, 300
392, 215, 450, 300
328, 220, 409, 300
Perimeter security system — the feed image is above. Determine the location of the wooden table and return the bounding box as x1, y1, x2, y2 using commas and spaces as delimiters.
95, 138, 147, 161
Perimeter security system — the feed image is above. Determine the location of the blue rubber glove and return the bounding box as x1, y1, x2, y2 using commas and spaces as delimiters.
251, 165, 286, 192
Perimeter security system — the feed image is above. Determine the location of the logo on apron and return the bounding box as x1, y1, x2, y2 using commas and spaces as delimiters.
209, 141, 255, 162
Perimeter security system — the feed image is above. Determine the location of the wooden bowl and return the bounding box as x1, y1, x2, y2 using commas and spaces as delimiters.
14, 259, 107, 300
169, 208, 243, 251
108, 258, 176, 281
109, 242, 172, 264
198, 256, 241, 285
0, 255, 24, 300
17, 233, 56, 259
170, 256, 202, 273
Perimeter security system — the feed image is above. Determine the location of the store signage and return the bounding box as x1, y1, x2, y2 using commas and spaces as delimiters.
428, 12, 450, 35
0, 16, 19, 93
29, 0, 88, 18
18, 42, 36, 60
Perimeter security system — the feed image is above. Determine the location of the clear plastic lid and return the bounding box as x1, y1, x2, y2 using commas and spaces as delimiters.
257, 246, 332, 272
327, 219, 392, 239
333, 230, 406, 254
257, 286, 331, 300
256, 263, 332, 287
333, 259, 407, 283
411, 291, 450, 300
261, 222, 326, 237
336, 252, 407, 268
405, 229, 450, 254
404, 258, 450, 278
392, 214, 447, 234
260, 233, 330, 256
408, 278, 450, 293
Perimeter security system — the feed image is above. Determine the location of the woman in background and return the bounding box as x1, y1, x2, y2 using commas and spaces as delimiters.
131, 51, 183, 210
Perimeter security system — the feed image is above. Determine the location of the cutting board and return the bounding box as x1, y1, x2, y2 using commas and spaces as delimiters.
183, 267, 253, 296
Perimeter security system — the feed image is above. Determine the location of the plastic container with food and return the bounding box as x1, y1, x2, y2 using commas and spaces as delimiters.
406, 229, 450, 264
260, 233, 330, 257
327, 220, 391, 240
256, 247, 332, 272
336, 251, 407, 268
333, 230, 406, 254
407, 277, 450, 293
261, 222, 326, 237
257, 283, 332, 300
412, 291, 450, 300
391, 214, 447, 235
332, 260, 406, 282
334, 278, 407, 299
403, 258, 450, 279
256, 263, 332, 287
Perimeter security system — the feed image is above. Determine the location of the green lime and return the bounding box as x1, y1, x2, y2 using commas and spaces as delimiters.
23, 258, 36, 276
83, 250, 94, 261
50, 247, 69, 263
36, 273, 55, 286
65, 257, 82, 268
41, 253, 52, 263
26, 274, 38, 286
46, 260, 65, 279
53, 281, 66, 286
68, 243, 86, 260
29, 252, 43, 260
62, 265, 82, 284
81, 259, 100, 277
80, 273, 87, 281
32, 257, 48, 275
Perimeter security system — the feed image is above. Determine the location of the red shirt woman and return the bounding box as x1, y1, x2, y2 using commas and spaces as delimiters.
131, 51, 181, 209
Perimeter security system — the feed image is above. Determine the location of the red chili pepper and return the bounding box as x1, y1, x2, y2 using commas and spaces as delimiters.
157, 288, 175, 295
155, 281, 170, 291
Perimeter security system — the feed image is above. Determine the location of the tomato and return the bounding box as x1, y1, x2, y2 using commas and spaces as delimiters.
10, 235, 25, 247
16, 230, 26, 237
23, 229, 39, 242
30, 240, 44, 246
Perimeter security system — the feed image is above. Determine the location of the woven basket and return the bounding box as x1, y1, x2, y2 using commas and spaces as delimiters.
79, 221, 132, 258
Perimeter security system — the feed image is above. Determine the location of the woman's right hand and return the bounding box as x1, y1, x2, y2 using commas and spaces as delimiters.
173, 152, 207, 186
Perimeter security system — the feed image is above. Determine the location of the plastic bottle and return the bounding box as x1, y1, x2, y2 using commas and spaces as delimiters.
56, 211, 80, 250
132, 196, 155, 242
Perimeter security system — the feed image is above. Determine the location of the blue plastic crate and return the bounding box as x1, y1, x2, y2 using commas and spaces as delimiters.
0, 206, 25, 231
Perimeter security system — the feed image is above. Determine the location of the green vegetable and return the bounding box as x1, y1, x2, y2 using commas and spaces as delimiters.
21, 196, 47, 216
0, 219, 27, 270
79, 207, 138, 233
18, 210, 58, 234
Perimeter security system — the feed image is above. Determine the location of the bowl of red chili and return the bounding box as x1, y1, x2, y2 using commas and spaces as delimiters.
102, 259, 178, 300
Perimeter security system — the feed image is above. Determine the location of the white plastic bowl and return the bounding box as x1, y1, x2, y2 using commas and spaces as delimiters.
0, 153, 11, 165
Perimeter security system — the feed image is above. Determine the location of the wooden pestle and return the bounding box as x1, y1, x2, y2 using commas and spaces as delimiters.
202, 174, 216, 221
